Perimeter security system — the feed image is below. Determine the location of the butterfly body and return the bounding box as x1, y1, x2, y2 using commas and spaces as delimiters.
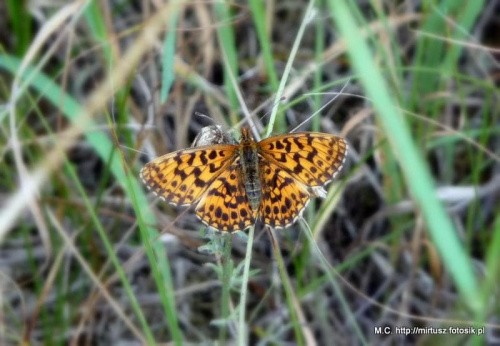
141, 126, 347, 232
238, 127, 262, 211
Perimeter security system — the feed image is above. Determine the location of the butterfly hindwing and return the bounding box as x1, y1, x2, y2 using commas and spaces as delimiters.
196, 161, 257, 232
259, 159, 311, 228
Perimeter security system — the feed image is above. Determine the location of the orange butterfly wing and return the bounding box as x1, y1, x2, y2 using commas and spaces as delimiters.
258, 133, 347, 188
259, 159, 311, 228
141, 130, 347, 232
257, 132, 347, 228
196, 161, 257, 232
140, 145, 238, 206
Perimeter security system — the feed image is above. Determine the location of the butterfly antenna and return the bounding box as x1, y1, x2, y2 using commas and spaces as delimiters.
229, 96, 287, 140
240, 96, 287, 140
258, 96, 287, 123
194, 111, 216, 124
120, 144, 148, 155
237, 96, 286, 127
290, 78, 351, 133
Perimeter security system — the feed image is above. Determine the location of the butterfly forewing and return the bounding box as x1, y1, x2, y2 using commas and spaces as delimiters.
140, 145, 238, 206
257, 133, 347, 188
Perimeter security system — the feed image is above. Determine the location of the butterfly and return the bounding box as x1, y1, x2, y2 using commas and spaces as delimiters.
140, 126, 347, 232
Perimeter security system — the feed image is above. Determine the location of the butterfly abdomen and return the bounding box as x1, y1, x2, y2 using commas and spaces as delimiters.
239, 145, 261, 211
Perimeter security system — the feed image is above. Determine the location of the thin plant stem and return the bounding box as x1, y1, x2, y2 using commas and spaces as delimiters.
301, 219, 368, 345
237, 225, 255, 346
219, 233, 234, 344
267, 228, 306, 345
265, 0, 316, 137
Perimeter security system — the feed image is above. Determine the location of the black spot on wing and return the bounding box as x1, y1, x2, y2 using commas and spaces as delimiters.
215, 207, 222, 218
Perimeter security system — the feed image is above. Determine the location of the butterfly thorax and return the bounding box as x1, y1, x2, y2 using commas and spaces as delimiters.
239, 127, 261, 211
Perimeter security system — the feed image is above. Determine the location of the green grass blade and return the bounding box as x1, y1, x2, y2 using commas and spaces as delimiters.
215, 1, 239, 120
265, 0, 316, 137
248, 0, 284, 131
327, 0, 483, 313
160, 1, 181, 102
268, 230, 306, 345
238, 225, 255, 346
249, 0, 278, 90
6, 0, 32, 56
409, 0, 484, 110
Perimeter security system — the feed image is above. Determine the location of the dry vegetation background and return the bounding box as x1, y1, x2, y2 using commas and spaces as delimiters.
1, 0, 499, 345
